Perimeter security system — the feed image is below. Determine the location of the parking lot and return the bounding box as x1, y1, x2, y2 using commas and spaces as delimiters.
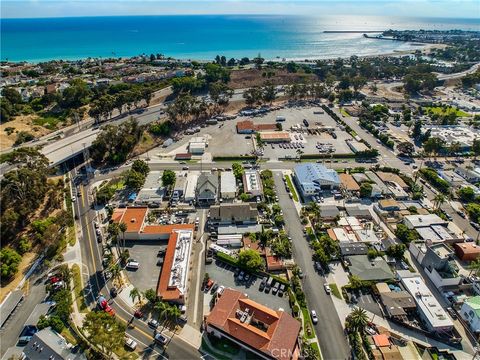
204, 260, 289, 312
257, 106, 354, 159
124, 240, 167, 292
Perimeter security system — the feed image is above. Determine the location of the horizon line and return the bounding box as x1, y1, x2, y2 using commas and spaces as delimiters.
2, 13, 480, 20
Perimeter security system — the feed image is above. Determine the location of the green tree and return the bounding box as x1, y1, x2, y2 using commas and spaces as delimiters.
395, 224, 419, 244
359, 182, 372, 198
131, 159, 150, 177
472, 138, 480, 160
124, 169, 146, 191
433, 194, 446, 210
386, 244, 406, 260
166, 304, 181, 323
82, 310, 126, 358
411, 119, 423, 139
262, 82, 276, 104
208, 82, 233, 112
345, 307, 369, 333
118, 221, 127, 254
162, 169, 176, 187
154, 300, 170, 322
468, 258, 480, 277
129, 287, 141, 304
143, 288, 158, 305
396, 141, 414, 156
232, 162, 244, 179
237, 249, 265, 271
0, 248, 22, 279
457, 187, 475, 203
423, 137, 445, 159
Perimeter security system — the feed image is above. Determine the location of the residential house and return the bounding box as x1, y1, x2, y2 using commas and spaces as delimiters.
196, 173, 218, 205
243, 170, 263, 199
209, 203, 258, 225
460, 296, 480, 333
454, 242, 480, 262
455, 166, 480, 184
347, 255, 394, 281
409, 242, 461, 290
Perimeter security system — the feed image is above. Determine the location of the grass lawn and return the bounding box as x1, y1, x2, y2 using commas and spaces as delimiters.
329, 283, 342, 299
424, 106, 470, 117
309, 342, 322, 359
114, 346, 139, 359
340, 108, 351, 117
71, 264, 88, 313
209, 336, 240, 355
301, 307, 316, 339
201, 338, 231, 360
33, 116, 61, 130
61, 327, 77, 345
285, 175, 299, 202
67, 225, 76, 246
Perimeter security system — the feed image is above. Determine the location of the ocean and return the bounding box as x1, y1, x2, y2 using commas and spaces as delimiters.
1, 15, 479, 63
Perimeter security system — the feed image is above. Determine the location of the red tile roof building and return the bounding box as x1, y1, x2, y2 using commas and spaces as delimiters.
205, 289, 300, 360
236, 120, 278, 134
112, 207, 194, 303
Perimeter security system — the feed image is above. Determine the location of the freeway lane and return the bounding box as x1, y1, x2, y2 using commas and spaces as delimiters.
73, 172, 201, 359
272, 171, 350, 360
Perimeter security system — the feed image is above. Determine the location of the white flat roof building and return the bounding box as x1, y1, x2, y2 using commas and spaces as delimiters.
399, 272, 454, 332
220, 172, 236, 199
404, 214, 447, 229
333, 228, 350, 242
168, 230, 193, 297
184, 172, 199, 202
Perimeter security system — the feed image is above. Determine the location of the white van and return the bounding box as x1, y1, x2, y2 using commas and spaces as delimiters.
276, 115, 286, 122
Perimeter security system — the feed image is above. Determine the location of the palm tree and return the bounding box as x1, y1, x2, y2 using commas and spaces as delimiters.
154, 300, 169, 322
433, 194, 446, 210
469, 258, 480, 277
166, 305, 181, 326
118, 221, 127, 253
345, 307, 369, 333
110, 264, 121, 284
129, 287, 141, 304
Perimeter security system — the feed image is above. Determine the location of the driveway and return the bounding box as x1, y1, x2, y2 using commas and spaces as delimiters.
124, 241, 166, 292
272, 170, 349, 360
205, 260, 289, 312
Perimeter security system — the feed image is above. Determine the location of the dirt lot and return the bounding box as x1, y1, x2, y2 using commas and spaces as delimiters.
229, 68, 316, 89
0, 115, 52, 151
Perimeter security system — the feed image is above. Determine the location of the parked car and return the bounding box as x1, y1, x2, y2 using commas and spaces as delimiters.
125, 337, 138, 351
272, 282, 280, 295
154, 333, 169, 346
310, 310, 318, 325
278, 284, 286, 297
216, 285, 225, 296
210, 283, 219, 294
134, 310, 144, 318
148, 319, 159, 329
126, 260, 140, 270
324, 284, 331, 295
110, 287, 118, 298
259, 278, 267, 291
447, 307, 458, 320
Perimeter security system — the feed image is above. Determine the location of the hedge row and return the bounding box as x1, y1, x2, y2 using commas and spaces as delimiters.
212, 156, 257, 161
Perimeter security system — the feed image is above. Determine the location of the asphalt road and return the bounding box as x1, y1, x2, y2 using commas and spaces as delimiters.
0, 270, 47, 357
272, 171, 350, 360
73, 169, 202, 360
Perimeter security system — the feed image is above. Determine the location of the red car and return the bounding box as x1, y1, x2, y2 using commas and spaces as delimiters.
49, 276, 61, 284
134, 310, 144, 319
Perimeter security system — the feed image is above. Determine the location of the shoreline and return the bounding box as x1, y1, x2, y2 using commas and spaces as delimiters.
2, 42, 446, 66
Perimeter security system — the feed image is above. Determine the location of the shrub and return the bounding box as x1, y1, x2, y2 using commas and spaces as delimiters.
0, 248, 22, 279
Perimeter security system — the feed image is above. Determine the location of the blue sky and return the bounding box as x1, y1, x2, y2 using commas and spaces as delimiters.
1, 0, 479, 19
